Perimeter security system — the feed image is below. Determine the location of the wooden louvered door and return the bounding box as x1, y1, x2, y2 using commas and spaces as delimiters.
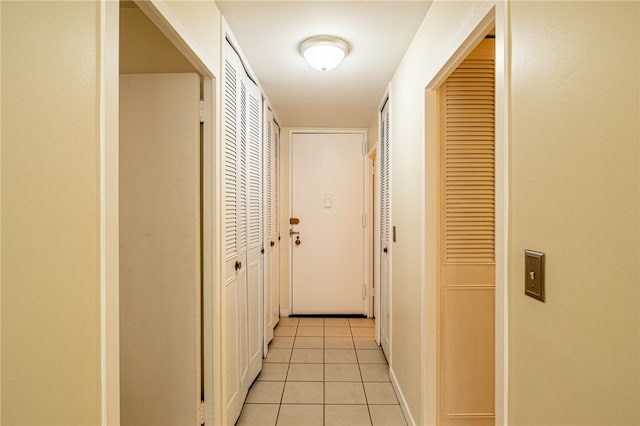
222, 41, 263, 425
437, 38, 495, 426
379, 99, 391, 358
264, 108, 280, 348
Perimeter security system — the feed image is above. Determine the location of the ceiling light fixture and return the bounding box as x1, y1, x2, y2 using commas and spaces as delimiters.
299, 35, 350, 72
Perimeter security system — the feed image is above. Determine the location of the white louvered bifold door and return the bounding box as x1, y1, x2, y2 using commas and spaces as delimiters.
263, 108, 280, 348
273, 120, 280, 325
222, 40, 264, 425
222, 41, 243, 424
438, 38, 495, 426
379, 99, 391, 358
244, 76, 263, 391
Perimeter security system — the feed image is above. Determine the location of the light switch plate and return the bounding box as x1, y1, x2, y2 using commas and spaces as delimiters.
524, 249, 545, 302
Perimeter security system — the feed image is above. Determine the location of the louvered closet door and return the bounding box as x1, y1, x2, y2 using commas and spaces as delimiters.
273, 121, 280, 323
222, 41, 264, 425
222, 41, 243, 424
379, 99, 391, 358
264, 108, 280, 347
244, 76, 263, 389
438, 38, 495, 426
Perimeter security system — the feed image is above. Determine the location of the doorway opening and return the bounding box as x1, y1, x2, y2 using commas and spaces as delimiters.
426, 25, 497, 426
118, 3, 215, 424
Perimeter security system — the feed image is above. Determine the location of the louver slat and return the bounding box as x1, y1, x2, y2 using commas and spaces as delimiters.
247, 88, 262, 249
442, 58, 495, 264
265, 119, 273, 238
223, 59, 238, 260
379, 103, 391, 245
238, 80, 247, 253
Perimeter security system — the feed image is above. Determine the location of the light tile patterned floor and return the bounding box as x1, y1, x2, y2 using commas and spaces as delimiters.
236, 317, 407, 426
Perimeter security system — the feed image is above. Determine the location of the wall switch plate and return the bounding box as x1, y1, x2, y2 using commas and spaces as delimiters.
324, 193, 333, 208
524, 249, 545, 302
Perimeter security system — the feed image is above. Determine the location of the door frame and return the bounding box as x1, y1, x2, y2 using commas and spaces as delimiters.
100, 2, 219, 424
287, 129, 369, 316
422, 5, 509, 426
367, 144, 378, 320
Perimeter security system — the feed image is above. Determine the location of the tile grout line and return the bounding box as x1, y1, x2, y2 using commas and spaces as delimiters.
276, 319, 297, 426
355, 322, 375, 426
322, 319, 325, 426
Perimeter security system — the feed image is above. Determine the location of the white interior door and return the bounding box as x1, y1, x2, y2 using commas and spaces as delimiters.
245, 74, 263, 384
222, 43, 244, 423
379, 101, 391, 357
264, 109, 280, 348
291, 132, 366, 314
222, 41, 263, 425
119, 73, 201, 426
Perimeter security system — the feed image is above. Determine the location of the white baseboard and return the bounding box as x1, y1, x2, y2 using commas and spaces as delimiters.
279, 308, 290, 317
389, 366, 416, 426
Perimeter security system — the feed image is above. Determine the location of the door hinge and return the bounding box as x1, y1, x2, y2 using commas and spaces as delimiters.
199, 99, 205, 123
198, 400, 205, 425
362, 213, 366, 228
362, 283, 366, 299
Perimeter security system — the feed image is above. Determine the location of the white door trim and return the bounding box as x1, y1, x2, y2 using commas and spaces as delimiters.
99, 1, 120, 424
287, 129, 368, 315
366, 144, 377, 319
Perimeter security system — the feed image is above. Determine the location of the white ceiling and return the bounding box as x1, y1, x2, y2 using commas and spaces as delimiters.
215, 1, 432, 128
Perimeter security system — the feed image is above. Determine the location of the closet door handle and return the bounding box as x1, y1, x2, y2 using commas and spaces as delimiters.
235, 260, 242, 271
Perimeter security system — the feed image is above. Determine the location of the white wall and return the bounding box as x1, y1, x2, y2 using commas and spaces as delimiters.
508, 2, 640, 424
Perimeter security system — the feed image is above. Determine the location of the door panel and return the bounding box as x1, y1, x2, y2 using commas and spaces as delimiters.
379, 101, 391, 357
222, 40, 263, 425
119, 73, 201, 426
442, 287, 495, 416
245, 75, 263, 382
291, 133, 365, 314
264, 109, 280, 348
222, 43, 244, 422
438, 38, 496, 426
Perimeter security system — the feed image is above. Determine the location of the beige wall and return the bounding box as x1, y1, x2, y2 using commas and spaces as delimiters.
120, 7, 196, 74
366, 110, 378, 153
509, 2, 640, 424
1, 2, 101, 424
139, 0, 221, 78
383, 2, 494, 423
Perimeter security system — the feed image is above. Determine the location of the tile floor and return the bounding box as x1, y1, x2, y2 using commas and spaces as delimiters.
236, 317, 407, 426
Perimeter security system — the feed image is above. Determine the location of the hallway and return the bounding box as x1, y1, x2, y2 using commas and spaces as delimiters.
236, 318, 406, 426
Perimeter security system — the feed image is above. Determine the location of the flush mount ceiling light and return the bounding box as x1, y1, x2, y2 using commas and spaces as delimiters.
299, 35, 350, 72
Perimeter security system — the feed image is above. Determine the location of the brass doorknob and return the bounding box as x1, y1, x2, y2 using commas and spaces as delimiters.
270, 241, 275, 247
235, 260, 242, 271
295, 237, 301, 246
